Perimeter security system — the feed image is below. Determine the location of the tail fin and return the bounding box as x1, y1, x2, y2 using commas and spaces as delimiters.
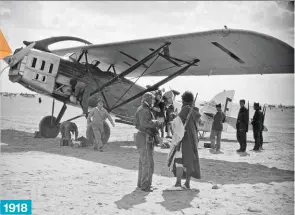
0, 29, 12, 59
201, 90, 235, 131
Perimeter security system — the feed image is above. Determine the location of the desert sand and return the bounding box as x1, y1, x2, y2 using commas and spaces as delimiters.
0, 96, 294, 215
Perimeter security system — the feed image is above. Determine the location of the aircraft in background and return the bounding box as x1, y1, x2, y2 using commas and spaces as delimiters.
1, 28, 293, 143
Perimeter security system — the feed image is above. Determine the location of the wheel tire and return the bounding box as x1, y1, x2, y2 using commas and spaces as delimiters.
102, 121, 111, 145
39, 116, 60, 138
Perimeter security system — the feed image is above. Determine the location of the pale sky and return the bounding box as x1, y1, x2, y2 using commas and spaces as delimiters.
0, 1, 294, 105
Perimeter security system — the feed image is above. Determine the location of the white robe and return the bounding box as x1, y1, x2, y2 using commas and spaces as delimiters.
168, 115, 185, 171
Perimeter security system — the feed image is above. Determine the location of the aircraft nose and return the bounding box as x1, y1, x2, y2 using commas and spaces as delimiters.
4, 42, 35, 68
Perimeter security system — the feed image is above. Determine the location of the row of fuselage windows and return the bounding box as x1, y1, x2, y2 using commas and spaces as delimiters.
33, 73, 47, 83
31, 57, 53, 74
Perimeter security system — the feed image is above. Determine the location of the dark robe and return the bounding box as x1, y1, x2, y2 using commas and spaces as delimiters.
173, 104, 201, 179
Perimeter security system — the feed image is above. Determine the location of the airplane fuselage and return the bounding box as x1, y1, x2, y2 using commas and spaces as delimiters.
8, 49, 145, 119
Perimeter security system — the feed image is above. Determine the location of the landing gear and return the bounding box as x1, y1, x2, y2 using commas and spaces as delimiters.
39, 103, 67, 138
39, 116, 60, 138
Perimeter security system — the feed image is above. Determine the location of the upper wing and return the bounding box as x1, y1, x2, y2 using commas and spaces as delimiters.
52, 29, 294, 77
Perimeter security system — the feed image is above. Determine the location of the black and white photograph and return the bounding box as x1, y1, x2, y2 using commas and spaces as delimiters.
0, 1, 294, 215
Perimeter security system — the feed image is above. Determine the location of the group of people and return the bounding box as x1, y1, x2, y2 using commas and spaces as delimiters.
60, 78, 115, 151
135, 90, 201, 192
235, 100, 265, 152
59, 79, 266, 192
59, 96, 115, 152
135, 91, 267, 192
209, 99, 265, 153
150, 88, 179, 140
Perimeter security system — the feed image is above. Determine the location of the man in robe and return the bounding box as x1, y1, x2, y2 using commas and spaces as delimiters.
168, 91, 201, 189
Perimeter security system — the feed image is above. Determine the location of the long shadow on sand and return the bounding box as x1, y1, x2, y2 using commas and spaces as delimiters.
158, 189, 199, 212
114, 188, 149, 210
1, 129, 293, 186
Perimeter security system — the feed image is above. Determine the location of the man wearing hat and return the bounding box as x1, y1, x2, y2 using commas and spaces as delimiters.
236, 99, 249, 152
134, 92, 161, 192
210, 103, 226, 152
251, 102, 263, 151
87, 96, 115, 152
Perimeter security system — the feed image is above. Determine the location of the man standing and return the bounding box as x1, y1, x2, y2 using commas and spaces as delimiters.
193, 106, 202, 148
87, 97, 115, 152
60, 121, 78, 141
152, 90, 166, 138
251, 102, 262, 151
172, 91, 201, 189
164, 97, 176, 139
134, 92, 160, 192
259, 106, 265, 150
236, 99, 249, 152
210, 103, 226, 152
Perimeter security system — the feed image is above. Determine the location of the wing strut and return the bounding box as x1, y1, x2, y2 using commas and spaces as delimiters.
111, 54, 161, 110
77, 49, 111, 110
89, 42, 171, 97
110, 59, 200, 111
83, 50, 111, 110
65, 58, 200, 123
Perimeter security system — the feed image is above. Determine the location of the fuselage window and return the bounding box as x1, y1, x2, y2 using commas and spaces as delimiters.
40, 60, 45, 71
31, 57, 37, 68
34, 73, 39, 80
49, 63, 53, 74
42, 76, 46, 82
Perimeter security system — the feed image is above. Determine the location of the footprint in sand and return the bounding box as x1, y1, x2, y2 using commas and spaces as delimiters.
248, 207, 262, 213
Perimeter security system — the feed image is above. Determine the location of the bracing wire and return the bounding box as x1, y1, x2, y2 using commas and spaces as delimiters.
111, 54, 161, 109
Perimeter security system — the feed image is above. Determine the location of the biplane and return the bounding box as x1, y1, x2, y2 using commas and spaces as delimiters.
2, 28, 294, 144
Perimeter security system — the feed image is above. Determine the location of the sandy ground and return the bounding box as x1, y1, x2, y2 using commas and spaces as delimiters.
1, 127, 294, 215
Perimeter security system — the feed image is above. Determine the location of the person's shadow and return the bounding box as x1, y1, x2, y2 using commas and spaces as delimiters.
237, 151, 250, 157
115, 188, 150, 210
157, 189, 199, 211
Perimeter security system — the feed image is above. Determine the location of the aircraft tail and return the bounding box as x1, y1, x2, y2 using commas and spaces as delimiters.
201, 90, 235, 115
201, 90, 235, 131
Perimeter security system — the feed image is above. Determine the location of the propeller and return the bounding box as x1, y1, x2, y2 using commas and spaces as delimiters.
3, 42, 36, 68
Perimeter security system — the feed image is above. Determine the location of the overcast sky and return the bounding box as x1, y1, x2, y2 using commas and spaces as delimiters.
0, 1, 294, 105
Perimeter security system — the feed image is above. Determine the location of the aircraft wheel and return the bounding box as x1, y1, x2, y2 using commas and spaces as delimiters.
102, 121, 111, 145
39, 116, 60, 138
